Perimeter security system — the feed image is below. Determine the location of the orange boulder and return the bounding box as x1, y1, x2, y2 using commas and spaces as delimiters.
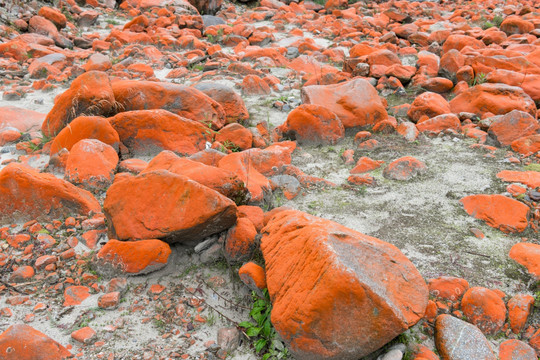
0, 163, 101, 223
441, 34, 485, 53
496, 170, 540, 189
435, 314, 496, 360
215, 123, 253, 151
407, 92, 451, 123
0, 106, 45, 134
42, 71, 115, 137
49, 116, 120, 155
416, 114, 461, 134
499, 339, 537, 360
224, 217, 258, 263
103, 170, 237, 243
65, 139, 119, 192
507, 294, 535, 334
511, 134, 540, 156
261, 209, 428, 360
0, 324, 71, 359
241, 75, 271, 95
383, 156, 427, 181
350, 157, 384, 174
218, 152, 271, 204
238, 262, 266, 293
109, 109, 209, 156
509, 242, 540, 280
487, 110, 539, 146
460, 194, 529, 233
193, 82, 249, 124
111, 80, 226, 130
238, 205, 264, 231
277, 104, 345, 145
500, 16, 534, 35
461, 287, 506, 335
94, 239, 171, 275
301, 78, 388, 129
427, 276, 469, 302
63, 285, 91, 306
142, 150, 248, 204
449, 83, 537, 120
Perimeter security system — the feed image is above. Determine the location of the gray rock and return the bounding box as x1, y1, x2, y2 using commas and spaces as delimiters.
378, 349, 403, 360
202, 15, 226, 27
200, 243, 223, 264
435, 314, 496, 360
217, 327, 241, 353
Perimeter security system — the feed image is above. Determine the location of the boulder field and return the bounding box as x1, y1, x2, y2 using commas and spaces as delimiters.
0, 0, 539, 359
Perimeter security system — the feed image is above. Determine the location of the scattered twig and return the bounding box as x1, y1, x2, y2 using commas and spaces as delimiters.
464, 250, 491, 258
184, 285, 239, 326
198, 278, 251, 310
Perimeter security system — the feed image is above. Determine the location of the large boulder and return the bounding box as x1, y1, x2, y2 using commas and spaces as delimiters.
49, 116, 120, 155
111, 80, 226, 129
509, 242, 540, 281
277, 104, 345, 145
0, 163, 101, 223
450, 83, 537, 119
42, 71, 116, 137
108, 109, 210, 156
103, 170, 237, 243
193, 82, 249, 124
260, 209, 428, 360
460, 194, 529, 233
488, 110, 539, 146
65, 139, 119, 192
142, 150, 249, 203
301, 78, 388, 128
0, 324, 71, 360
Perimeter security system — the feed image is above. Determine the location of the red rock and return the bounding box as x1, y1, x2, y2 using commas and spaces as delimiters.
460, 194, 529, 233
215, 123, 253, 151
496, 170, 540, 189
435, 314, 496, 360
193, 82, 249, 124
111, 80, 226, 130
238, 262, 266, 292
441, 34, 485, 53
83, 53, 112, 72
42, 71, 115, 137
500, 16, 534, 35
509, 242, 540, 281
38, 7, 67, 29
71, 326, 96, 344
261, 209, 428, 359
65, 139, 119, 191
461, 287, 506, 335
301, 78, 388, 129
109, 109, 209, 156
103, 170, 237, 243
449, 83, 537, 120
241, 75, 271, 95
428, 276, 469, 302
238, 205, 264, 232
49, 116, 120, 155
95, 239, 171, 275
0, 324, 71, 359
499, 339, 537, 360
35, 255, 56, 269
421, 77, 454, 93
98, 291, 121, 309
530, 329, 540, 357
507, 294, 535, 334
0, 106, 45, 134
487, 110, 539, 146
410, 344, 440, 360
277, 104, 344, 145
350, 157, 384, 174
118, 158, 148, 174
485, 70, 540, 104
347, 174, 375, 186
0, 163, 101, 223
142, 150, 248, 203
10, 266, 35, 283
218, 152, 271, 204
383, 156, 427, 181
63, 285, 91, 306
511, 134, 540, 156
224, 217, 257, 262
416, 114, 461, 134
407, 92, 451, 123
397, 121, 419, 142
